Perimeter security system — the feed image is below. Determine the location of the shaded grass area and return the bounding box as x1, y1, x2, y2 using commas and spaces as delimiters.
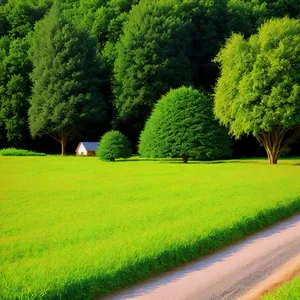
0, 148, 46, 156
263, 276, 300, 300
0, 157, 300, 299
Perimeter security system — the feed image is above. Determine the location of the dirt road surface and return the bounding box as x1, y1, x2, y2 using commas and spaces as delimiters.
102, 214, 300, 300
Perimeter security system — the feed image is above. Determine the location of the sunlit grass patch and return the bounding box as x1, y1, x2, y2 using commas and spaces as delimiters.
1, 157, 300, 299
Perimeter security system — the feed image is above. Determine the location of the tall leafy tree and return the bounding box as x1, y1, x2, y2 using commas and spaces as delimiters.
214, 17, 300, 164
64, 0, 141, 130
0, 37, 32, 146
113, 0, 194, 133
29, 3, 106, 155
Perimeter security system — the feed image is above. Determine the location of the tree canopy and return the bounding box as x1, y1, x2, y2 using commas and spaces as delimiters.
0, 0, 300, 157
139, 86, 232, 163
113, 0, 193, 132
214, 17, 300, 164
113, 0, 300, 139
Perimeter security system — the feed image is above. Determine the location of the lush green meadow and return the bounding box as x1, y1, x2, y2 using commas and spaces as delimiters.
263, 276, 300, 300
1, 157, 300, 299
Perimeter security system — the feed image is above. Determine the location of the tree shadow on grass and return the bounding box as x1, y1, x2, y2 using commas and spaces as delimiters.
116, 158, 182, 163
160, 160, 300, 166
116, 158, 300, 166
159, 159, 267, 165
159, 161, 227, 164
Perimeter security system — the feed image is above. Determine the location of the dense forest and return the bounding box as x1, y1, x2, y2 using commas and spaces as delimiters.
0, 0, 300, 156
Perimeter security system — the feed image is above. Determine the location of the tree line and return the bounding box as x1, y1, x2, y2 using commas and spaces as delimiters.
0, 0, 299, 158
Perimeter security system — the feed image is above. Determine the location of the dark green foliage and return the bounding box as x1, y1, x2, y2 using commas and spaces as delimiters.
0, 0, 300, 155
227, 0, 300, 38
113, 0, 193, 130
0, 5, 9, 36
1, 0, 53, 38
91, 0, 139, 43
214, 17, 300, 164
226, 0, 269, 38
97, 130, 131, 161
0, 37, 32, 147
113, 0, 300, 137
139, 87, 232, 162
29, 3, 107, 155
266, 0, 300, 19
0, 147, 46, 156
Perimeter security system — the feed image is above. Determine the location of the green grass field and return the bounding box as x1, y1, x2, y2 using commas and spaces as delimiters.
263, 276, 300, 300
1, 157, 300, 299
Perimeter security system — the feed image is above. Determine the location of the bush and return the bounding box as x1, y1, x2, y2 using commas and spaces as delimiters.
0, 148, 46, 156
97, 131, 131, 161
139, 86, 232, 163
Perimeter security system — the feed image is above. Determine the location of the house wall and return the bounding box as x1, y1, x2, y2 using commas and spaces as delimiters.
77, 143, 87, 156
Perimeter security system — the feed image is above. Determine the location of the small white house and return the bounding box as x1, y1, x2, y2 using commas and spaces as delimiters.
76, 142, 99, 156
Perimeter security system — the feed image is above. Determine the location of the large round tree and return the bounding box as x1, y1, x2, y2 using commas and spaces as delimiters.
214, 17, 300, 164
139, 87, 232, 163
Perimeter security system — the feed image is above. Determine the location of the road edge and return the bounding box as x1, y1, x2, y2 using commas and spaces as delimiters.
240, 255, 300, 300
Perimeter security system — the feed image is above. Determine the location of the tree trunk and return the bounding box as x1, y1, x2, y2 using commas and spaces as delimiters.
257, 128, 300, 165
182, 154, 189, 164
47, 130, 70, 156
60, 138, 67, 156
257, 131, 283, 165
266, 147, 278, 165
59, 131, 70, 156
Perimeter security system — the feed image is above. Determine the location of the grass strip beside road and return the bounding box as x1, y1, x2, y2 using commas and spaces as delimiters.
263, 276, 300, 300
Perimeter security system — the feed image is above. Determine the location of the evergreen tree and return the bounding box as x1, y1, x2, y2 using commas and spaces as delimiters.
29, 3, 106, 155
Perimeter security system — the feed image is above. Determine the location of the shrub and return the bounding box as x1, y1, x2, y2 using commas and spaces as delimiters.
97, 131, 131, 161
0, 148, 46, 156
139, 86, 232, 163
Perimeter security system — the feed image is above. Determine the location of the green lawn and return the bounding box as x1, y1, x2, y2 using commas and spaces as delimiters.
1, 157, 300, 299
263, 276, 300, 300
